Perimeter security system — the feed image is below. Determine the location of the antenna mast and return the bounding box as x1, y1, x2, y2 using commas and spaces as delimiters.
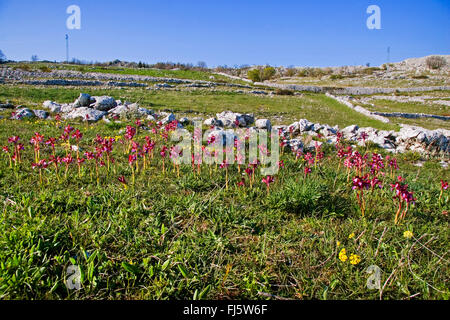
65, 34, 69, 63
386, 46, 390, 71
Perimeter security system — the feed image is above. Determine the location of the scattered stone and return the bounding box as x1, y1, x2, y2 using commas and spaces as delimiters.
207, 128, 237, 145
129, 104, 154, 117
341, 125, 359, 139
320, 127, 337, 137
109, 103, 154, 118
60, 104, 75, 113
161, 113, 176, 124
64, 107, 106, 122
311, 123, 324, 132
74, 93, 91, 107
108, 105, 129, 116
204, 118, 223, 127
179, 117, 190, 125
155, 83, 174, 88
92, 96, 117, 111
0, 103, 14, 109
295, 119, 314, 133
255, 119, 272, 130
216, 111, 254, 128
11, 108, 34, 120
286, 139, 304, 151
16, 92, 449, 155
249, 90, 267, 95
43, 101, 62, 113
33, 110, 49, 119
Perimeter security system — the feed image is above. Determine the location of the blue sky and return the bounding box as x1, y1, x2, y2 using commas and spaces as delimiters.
0, 0, 449, 67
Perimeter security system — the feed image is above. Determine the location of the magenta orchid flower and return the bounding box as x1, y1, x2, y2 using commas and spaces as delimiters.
118, 176, 128, 189
237, 178, 246, 188
352, 174, 372, 217
439, 180, 448, 202
262, 175, 274, 194
304, 166, 312, 178
390, 177, 416, 224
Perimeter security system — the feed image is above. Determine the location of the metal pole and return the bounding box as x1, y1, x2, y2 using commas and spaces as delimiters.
66, 34, 69, 63
386, 46, 390, 71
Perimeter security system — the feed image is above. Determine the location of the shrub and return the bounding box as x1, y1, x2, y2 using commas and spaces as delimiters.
425, 56, 446, 70
39, 66, 52, 73
412, 74, 429, 79
261, 66, 276, 81
362, 67, 381, 75
247, 66, 277, 82
275, 89, 294, 95
247, 69, 261, 82
285, 68, 297, 77
13, 63, 31, 71
294, 68, 305, 77
330, 74, 344, 80
295, 67, 332, 78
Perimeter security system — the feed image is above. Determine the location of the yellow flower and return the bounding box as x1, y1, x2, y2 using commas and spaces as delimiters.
403, 231, 413, 239
349, 254, 361, 265
336, 241, 341, 247
348, 233, 355, 239
339, 248, 348, 262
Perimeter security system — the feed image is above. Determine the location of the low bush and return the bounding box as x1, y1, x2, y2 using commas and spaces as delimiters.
426, 56, 447, 70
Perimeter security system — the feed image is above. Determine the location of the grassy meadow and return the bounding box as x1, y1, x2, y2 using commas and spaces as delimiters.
0, 85, 398, 130
0, 114, 448, 300
0, 71, 449, 300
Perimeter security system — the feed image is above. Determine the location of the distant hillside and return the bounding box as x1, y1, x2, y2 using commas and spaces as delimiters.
392, 55, 450, 72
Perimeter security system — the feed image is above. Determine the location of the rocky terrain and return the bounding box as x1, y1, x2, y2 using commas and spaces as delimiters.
396, 55, 450, 73
0, 67, 251, 89
2, 92, 449, 157
1, 55, 449, 157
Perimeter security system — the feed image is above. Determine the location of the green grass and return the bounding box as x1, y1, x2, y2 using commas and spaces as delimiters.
274, 77, 449, 88
0, 118, 448, 300
385, 117, 450, 131
359, 100, 450, 130
0, 85, 397, 131
365, 99, 449, 116
389, 90, 450, 98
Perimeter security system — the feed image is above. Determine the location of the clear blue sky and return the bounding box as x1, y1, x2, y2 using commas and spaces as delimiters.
0, 0, 449, 67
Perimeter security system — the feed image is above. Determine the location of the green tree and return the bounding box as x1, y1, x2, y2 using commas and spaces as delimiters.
247, 69, 261, 82
261, 66, 276, 81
